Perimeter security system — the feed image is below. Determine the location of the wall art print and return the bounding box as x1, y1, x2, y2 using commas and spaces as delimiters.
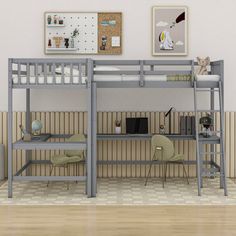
152, 6, 188, 56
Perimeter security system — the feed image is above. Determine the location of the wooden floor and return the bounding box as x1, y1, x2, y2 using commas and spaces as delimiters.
1, 206, 236, 236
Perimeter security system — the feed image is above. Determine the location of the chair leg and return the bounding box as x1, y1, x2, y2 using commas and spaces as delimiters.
164, 163, 168, 182
76, 163, 78, 184
67, 164, 70, 190
182, 161, 189, 184
145, 160, 154, 186
47, 165, 54, 187
162, 162, 165, 188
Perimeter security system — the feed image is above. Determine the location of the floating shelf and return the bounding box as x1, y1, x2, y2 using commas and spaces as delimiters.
47, 48, 77, 51
47, 24, 65, 27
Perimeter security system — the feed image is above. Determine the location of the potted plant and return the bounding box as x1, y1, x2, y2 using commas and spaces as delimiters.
47, 15, 52, 25
71, 28, 79, 48
115, 120, 121, 134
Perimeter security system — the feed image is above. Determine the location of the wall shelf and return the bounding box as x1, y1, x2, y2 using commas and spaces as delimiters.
47, 24, 65, 27
46, 48, 77, 51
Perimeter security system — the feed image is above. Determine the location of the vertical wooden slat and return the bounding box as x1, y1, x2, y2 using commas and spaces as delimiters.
107, 112, 112, 177
230, 112, 234, 178
16, 112, 22, 176
45, 112, 50, 175
225, 112, 230, 177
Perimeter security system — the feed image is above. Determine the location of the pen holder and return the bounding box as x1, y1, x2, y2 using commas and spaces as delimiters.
23, 133, 32, 142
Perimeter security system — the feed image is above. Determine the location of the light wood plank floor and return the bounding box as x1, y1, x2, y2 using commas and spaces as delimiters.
0, 206, 236, 236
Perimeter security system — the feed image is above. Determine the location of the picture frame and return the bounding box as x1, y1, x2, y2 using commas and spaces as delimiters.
152, 6, 188, 56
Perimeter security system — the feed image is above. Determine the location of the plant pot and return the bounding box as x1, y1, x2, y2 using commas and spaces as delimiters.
47, 15, 52, 25
115, 126, 121, 134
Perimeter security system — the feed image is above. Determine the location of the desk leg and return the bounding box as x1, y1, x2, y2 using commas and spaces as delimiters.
26, 89, 32, 176
199, 143, 203, 188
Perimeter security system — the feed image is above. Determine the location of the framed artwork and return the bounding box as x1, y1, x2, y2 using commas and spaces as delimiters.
152, 6, 188, 56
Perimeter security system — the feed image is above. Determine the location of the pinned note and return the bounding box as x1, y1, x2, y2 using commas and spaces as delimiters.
111, 36, 120, 47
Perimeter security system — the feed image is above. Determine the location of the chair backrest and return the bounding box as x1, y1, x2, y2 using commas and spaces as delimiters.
151, 135, 174, 161
65, 134, 86, 157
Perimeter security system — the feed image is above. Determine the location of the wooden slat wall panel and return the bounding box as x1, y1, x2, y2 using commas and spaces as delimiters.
0, 111, 236, 178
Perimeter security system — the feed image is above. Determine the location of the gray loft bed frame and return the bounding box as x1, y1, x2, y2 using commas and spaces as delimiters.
8, 58, 97, 198
8, 58, 226, 198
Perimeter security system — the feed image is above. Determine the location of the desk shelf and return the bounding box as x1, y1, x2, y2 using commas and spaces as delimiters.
97, 134, 195, 141
13, 134, 87, 150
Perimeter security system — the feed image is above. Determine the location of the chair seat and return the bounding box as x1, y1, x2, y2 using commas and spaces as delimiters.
51, 154, 84, 166
169, 154, 184, 162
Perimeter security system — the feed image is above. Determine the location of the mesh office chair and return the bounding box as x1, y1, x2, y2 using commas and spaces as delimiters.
145, 135, 189, 188
47, 134, 86, 189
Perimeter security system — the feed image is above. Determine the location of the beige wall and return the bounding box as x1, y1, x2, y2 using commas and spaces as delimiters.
0, 0, 235, 111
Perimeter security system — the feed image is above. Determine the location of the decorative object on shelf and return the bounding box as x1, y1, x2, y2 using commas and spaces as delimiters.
31, 120, 43, 136
159, 125, 165, 134
19, 125, 32, 142
48, 39, 52, 48
47, 15, 52, 25
64, 38, 69, 48
199, 114, 213, 138
196, 57, 210, 75
165, 107, 175, 134
115, 120, 121, 134
70, 28, 79, 48
100, 36, 107, 50
58, 17, 64, 25
152, 6, 188, 56
53, 15, 58, 24
53, 36, 63, 48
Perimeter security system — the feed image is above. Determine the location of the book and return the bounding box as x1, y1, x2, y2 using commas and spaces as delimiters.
191, 116, 196, 135
186, 116, 192, 135
180, 116, 186, 135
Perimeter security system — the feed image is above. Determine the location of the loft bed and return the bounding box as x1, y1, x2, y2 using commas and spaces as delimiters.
90, 59, 226, 197
8, 58, 226, 198
8, 58, 96, 198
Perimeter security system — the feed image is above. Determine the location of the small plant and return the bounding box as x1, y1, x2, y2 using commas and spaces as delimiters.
71, 28, 79, 38
115, 120, 121, 127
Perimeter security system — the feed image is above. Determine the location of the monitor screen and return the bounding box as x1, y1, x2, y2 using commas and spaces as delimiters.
126, 118, 148, 134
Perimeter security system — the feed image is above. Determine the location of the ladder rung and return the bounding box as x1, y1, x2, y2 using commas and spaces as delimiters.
202, 172, 221, 177
196, 89, 219, 92
203, 167, 220, 173
200, 152, 222, 155
196, 110, 220, 113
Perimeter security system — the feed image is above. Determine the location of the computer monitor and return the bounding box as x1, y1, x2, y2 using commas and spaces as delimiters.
126, 118, 148, 134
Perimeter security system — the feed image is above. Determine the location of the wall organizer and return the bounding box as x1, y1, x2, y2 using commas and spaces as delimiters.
44, 12, 122, 55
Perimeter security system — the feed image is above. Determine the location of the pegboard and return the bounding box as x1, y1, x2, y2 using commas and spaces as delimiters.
44, 12, 122, 55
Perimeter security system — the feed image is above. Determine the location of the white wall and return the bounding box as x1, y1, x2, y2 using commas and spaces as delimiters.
0, 0, 235, 111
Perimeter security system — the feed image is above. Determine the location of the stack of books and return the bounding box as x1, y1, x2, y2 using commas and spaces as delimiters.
180, 116, 196, 135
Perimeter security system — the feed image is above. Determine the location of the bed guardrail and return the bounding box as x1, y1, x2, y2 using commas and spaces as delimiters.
93, 60, 195, 87
10, 58, 90, 88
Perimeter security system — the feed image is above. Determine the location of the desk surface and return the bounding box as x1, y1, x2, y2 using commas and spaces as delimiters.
13, 133, 220, 150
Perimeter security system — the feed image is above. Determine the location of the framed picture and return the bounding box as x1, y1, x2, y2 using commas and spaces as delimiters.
152, 6, 188, 56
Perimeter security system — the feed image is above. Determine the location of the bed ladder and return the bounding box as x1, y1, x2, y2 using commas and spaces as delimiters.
193, 81, 227, 196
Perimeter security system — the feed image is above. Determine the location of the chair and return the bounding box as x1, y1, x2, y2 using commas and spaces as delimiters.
145, 135, 189, 187
47, 134, 86, 189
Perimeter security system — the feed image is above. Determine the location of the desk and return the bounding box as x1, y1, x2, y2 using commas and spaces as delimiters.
96, 133, 220, 168
11, 134, 88, 191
